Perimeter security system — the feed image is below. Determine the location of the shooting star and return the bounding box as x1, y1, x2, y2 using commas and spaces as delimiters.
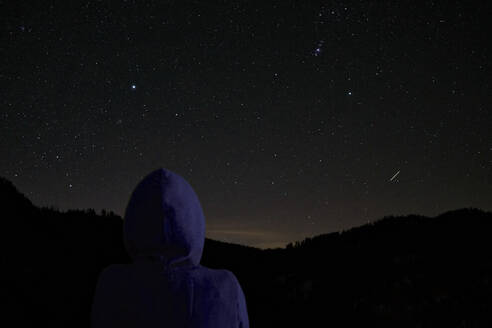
389, 170, 400, 182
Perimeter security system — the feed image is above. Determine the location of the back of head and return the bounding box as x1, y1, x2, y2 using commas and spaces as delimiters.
123, 167, 206, 270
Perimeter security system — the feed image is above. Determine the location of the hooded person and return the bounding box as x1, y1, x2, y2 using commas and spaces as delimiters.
91, 168, 249, 328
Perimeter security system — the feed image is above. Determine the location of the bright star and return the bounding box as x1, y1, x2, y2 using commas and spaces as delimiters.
131, 84, 136, 89
313, 40, 324, 56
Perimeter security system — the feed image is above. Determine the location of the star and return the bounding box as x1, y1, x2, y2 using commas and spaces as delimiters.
313, 40, 324, 56
131, 84, 136, 90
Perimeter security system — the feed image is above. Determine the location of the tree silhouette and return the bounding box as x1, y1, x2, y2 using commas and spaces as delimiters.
2, 175, 492, 328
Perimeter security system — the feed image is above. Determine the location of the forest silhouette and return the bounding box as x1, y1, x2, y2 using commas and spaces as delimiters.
3, 176, 491, 327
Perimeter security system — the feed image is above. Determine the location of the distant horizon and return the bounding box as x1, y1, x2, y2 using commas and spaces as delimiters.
6, 174, 488, 250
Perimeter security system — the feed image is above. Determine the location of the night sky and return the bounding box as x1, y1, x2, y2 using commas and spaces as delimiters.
1, 0, 491, 249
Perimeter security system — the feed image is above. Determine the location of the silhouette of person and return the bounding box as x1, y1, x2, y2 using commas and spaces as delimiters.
91, 168, 249, 327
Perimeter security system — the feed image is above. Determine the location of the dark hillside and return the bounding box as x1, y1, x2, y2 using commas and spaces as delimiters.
2, 176, 491, 327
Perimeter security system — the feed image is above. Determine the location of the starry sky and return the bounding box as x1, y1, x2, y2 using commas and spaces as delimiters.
1, 0, 491, 249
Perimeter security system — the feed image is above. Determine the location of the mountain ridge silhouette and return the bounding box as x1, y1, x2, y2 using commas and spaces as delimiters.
2, 175, 492, 327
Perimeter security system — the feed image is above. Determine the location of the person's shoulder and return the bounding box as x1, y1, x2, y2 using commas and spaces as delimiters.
219, 268, 240, 285
195, 265, 237, 285
96, 263, 132, 286
100, 263, 131, 275
192, 265, 240, 301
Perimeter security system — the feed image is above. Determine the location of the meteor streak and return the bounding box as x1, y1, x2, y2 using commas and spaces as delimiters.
389, 170, 400, 182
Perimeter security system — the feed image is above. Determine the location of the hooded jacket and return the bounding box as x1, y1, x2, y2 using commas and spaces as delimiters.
91, 168, 249, 328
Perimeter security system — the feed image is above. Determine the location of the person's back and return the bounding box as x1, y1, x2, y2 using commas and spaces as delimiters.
91, 168, 249, 328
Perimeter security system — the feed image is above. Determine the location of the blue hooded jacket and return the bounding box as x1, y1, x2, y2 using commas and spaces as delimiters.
91, 168, 249, 327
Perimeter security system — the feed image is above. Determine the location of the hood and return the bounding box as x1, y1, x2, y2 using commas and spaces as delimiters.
123, 168, 206, 269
